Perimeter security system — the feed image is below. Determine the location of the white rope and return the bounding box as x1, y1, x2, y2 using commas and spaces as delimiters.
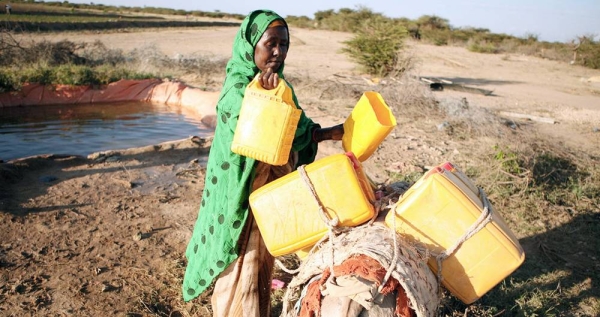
281, 222, 440, 317
434, 187, 494, 288
275, 258, 301, 275
297, 165, 339, 284
377, 199, 398, 294
280, 182, 441, 317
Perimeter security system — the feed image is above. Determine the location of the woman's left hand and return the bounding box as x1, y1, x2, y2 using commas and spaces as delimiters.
257, 68, 279, 90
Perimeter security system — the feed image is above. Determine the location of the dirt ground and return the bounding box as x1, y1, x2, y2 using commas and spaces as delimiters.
1, 25, 600, 316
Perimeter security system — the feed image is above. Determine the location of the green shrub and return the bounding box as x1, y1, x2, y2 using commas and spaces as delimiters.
393, 17, 419, 39
3, 63, 156, 88
93, 65, 154, 84
53, 65, 98, 85
576, 35, 600, 69
18, 66, 56, 85
286, 15, 314, 29
0, 32, 163, 91
413, 15, 452, 45
313, 7, 385, 33
415, 15, 450, 31
421, 29, 451, 46
0, 70, 18, 92
340, 17, 407, 76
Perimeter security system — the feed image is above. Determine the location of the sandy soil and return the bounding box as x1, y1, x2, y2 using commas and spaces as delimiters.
2, 25, 600, 316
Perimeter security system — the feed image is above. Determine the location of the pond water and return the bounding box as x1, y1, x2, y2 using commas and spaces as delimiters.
0, 101, 213, 161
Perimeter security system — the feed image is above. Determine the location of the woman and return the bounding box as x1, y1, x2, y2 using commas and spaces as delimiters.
182, 9, 343, 317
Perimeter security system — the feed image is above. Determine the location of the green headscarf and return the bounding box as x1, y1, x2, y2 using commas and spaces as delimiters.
182, 9, 319, 302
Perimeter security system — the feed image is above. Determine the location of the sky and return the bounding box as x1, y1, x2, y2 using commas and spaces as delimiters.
67, 0, 599, 43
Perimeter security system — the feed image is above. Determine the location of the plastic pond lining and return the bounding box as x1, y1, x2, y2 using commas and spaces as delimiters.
0, 79, 219, 128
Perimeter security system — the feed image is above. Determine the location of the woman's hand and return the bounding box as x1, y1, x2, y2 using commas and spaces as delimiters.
257, 67, 279, 90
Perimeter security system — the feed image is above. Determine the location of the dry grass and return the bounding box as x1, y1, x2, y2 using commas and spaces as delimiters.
0, 33, 228, 91
421, 118, 600, 316
332, 72, 600, 316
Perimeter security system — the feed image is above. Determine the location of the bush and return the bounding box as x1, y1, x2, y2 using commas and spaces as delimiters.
0, 70, 18, 92
0, 29, 231, 92
313, 7, 385, 33
92, 65, 154, 83
53, 65, 97, 85
285, 15, 314, 29
79, 40, 127, 66
267, 7, 598, 71
16, 66, 54, 86
0, 32, 162, 90
340, 17, 408, 77
0, 34, 86, 67
421, 29, 451, 46
575, 35, 600, 69
415, 15, 450, 31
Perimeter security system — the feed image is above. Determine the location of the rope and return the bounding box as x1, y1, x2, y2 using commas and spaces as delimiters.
377, 199, 398, 294
284, 167, 414, 299
275, 258, 301, 275
434, 187, 494, 288
280, 180, 443, 317
280, 220, 441, 317
298, 165, 339, 284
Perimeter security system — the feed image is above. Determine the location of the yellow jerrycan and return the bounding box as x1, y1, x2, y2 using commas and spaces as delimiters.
342, 91, 397, 162
231, 76, 301, 166
249, 152, 376, 257
385, 162, 525, 304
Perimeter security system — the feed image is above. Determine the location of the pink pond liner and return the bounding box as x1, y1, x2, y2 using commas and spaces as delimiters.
0, 79, 219, 127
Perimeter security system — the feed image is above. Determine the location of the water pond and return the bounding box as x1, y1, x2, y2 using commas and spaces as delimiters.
0, 101, 213, 161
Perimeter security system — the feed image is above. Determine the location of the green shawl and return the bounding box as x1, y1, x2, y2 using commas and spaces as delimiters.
182, 10, 319, 302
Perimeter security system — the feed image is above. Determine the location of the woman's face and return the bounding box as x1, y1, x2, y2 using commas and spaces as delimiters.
254, 25, 289, 73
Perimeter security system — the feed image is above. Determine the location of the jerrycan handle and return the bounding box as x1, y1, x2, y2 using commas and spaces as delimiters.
249, 74, 292, 102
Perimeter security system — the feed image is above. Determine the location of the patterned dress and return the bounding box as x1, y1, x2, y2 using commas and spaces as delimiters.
182, 9, 319, 303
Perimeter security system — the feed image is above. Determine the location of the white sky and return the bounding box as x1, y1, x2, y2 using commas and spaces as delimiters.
68, 0, 600, 43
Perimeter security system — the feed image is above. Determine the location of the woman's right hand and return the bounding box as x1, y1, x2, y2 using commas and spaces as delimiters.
312, 124, 344, 143
257, 68, 279, 90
